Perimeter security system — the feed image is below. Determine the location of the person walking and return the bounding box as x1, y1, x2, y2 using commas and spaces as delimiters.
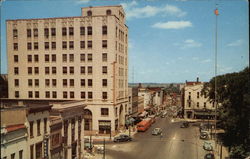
160, 132, 163, 139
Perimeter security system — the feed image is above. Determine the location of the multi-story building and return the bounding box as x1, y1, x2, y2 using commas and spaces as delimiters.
1, 103, 52, 159
184, 78, 216, 119
6, 5, 129, 136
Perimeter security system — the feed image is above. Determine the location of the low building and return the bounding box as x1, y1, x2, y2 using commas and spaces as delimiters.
184, 78, 216, 119
50, 116, 63, 159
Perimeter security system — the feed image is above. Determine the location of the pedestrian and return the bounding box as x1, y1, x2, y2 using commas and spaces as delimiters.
160, 132, 163, 139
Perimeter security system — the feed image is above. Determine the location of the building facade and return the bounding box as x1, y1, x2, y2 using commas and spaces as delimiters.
7, 5, 129, 136
184, 78, 215, 119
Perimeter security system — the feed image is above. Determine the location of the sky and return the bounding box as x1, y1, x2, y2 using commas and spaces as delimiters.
0, 0, 249, 83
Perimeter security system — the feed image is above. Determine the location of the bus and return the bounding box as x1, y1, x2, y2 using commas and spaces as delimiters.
137, 118, 152, 132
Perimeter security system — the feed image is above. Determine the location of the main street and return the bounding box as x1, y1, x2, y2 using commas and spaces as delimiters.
103, 117, 208, 159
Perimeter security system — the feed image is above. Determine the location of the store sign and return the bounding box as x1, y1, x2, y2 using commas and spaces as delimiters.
44, 138, 49, 158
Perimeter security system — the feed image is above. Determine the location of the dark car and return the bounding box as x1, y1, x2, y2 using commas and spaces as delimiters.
200, 131, 209, 140
180, 122, 189, 128
113, 134, 132, 142
204, 153, 215, 159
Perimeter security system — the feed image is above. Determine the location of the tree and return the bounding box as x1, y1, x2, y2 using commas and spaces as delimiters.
203, 67, 250, 158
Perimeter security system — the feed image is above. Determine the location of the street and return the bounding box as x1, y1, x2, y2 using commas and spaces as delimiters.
104, 117, 208, 159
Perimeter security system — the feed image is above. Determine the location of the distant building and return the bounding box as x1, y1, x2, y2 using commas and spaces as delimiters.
184, 78, 215, 119
6, 5, 129, 136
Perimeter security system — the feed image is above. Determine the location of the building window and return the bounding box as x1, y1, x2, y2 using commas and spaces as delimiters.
13, 29, 18, 38
80, 41, 85, 49
52, 67, 57, 74
102, 53, 107, 62
37, 119, 41, 136
87, 41, 92, 48
34, 55, 39, 62
14, 79, 19, 87
69, 67, 74, 74
70, 79, 74, 87
87, 26, 92, 35
69, 54, 74, 62
88, 79, 92, 87
52, 42, 56, 50
62, 41, 67, 49
34, 67, 39, 74
102, 92, 107, 100
88, 92, 93, 99
87, 10, 92, 16
29, 121, 34, 138
81, 92, 85, 99
28, 67, 32, 75
106, 9, 111, 15
80, 26, 85, 35
197, 92, 200, 99
44, 28, 49, 38
45, 91, 50, 98
14, 55, 18, 62
52, 91, 57, 98
62, 27, 67, 36
28, 79, 33, 87
14, 67, 19, 75
27, 29, 32, 37
51, 28, 56, 36
45, 67, 50, 74
15, 91, 19, 98
204, 102, 206, 108
81, 79, 85, 87
11, 153, 15, 159
70, 92, 74, 98
13, 43, 18, 50
69, 41, 74, 49
87, 66, 92, 74
34, 42, 39, 50
28, 55, 32, 62
80, 66, 85, 74
45, 79, 50, 87
45, 42, 49, 50
63, 79, 67, 87
102, 40, 107, 48
101, 108, 109, 116
63, 91, 67, 98
34, 79, 39, 87
102, 66, 107, 74
52, 54, 56, 62
45, 54, 49, 62
30, 145, 34, 159
188, 102, 191, 107
52, 79, 57, 86
63, 67, 67, 74
62, 54, 67, 62
19, 150, 23, 159
35, 91, 39, 98
33, 28, 38, 37
87, 54, 92, 61
27, 42, 32, 50
102, 26, 107, 35
80, 54, 85, 61
197, 102, 199, 108
69, 27, 74, 36
35, 143, 42, 159
102, 79, 107, 87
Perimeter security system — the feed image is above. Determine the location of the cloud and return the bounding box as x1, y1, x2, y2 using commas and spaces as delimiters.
121, 1, 186, 19
227, 39, 243, 47
218, 65, 232, 73
200, 59, 211, 63
128, 40, 134, 49
75, 0, 90, 4
152, 21, 192, 29
182, 39, 202, 48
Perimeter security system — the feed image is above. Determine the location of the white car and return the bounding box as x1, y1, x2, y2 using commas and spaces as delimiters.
152, 128, 162, 135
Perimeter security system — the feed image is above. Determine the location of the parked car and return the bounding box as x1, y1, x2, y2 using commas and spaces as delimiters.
203, 141, 213, 151
200, 131, 209, 140
180, 122, 189, 128
151, 128, 162, 135
204, 153, 215, 159
113, 134, 132, 142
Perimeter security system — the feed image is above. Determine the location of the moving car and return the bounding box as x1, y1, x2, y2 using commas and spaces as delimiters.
151, 128, 162, 135
203, 141, 213, 151
113, 134, 132, 142
204, 153, 215, 159
180, 122, 189, 128
200, 131, 209, 140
